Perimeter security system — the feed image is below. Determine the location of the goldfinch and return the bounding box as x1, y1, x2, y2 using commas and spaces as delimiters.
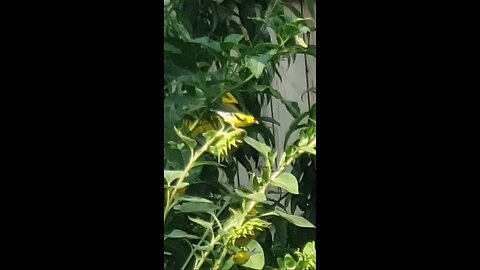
183, 92, 259, 137
214, 110, 259, 128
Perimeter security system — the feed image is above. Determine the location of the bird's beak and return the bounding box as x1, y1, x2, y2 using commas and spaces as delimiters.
254, 120, 259, 124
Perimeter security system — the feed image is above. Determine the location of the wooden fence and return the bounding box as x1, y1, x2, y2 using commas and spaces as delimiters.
236, 1, 316, 208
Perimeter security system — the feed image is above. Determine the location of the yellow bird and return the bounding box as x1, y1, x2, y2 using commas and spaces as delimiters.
184, 92, 259, 137
214, 110, 259, 128
219, 92, 259, 127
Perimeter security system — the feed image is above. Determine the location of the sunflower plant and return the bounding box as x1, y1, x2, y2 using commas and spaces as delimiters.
164, 0, 316, 269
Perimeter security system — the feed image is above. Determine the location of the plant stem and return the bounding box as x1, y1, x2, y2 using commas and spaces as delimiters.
180, 194, 232, 270
198, 153, 298, 269
180, 230, 209, 270
213, 246, 229, 270
164, 132, 221, 224
194, 140, 316, 269
195, 234, 223, 269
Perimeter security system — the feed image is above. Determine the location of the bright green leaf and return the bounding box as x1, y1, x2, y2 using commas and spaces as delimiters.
221, 256, 235, 270
164, 170, 184, 185
303, 241, 316, 256
224, 33, 244, 43
242, 240, 265, 270
301, 146, 316, 155
284, 253, 297, 269
274, 210, 316, 228
187, 216, 212, 230
271, 172, 299, 194
245, 57, 266, 79
236, 189, 266, 202
245, 50, 275, 79
244, 137, 271, 157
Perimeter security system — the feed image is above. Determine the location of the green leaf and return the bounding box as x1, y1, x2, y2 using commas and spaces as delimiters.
284, 145, 299, 161
257, 116, 280, 126
283, 253, 297, 269
191, 161, 225, 168
165, 229, 201, 240
284, 111, 310, 148
299, 45, 316, 57
175, 20, 191, 41
164, 170, 184, 185
253, 123, 276, 148
242, 240, 265, 270
164, 42, 181, 54
187, 216, 212, 230
184, 164, 204, 183
282, 99, 300, 118
268, 87, 283, 100
221, 257, 235, 270
224, 33, 244, 43
245, 56, 266, 79
196, 61, 212, 69
308, 103, 316, 121
271, 172, 299, 194
175, 194, 215, 204
175, 202, 219, 214
236, 150, 253, 173
244, 137, 271, 157
303, 241, 316, 256
268, 151, 277, 169
300, 146, 316, 155
190, 36, 222, 53
174, 126, 197, 151
236, 189, 266, 202
245, 50, 276, 79
299, 25, 310, 34
274, 210, 316, 228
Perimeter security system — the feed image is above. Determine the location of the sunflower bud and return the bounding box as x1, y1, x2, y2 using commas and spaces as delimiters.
208, 129, 246, 162
232, 250, 250, 265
